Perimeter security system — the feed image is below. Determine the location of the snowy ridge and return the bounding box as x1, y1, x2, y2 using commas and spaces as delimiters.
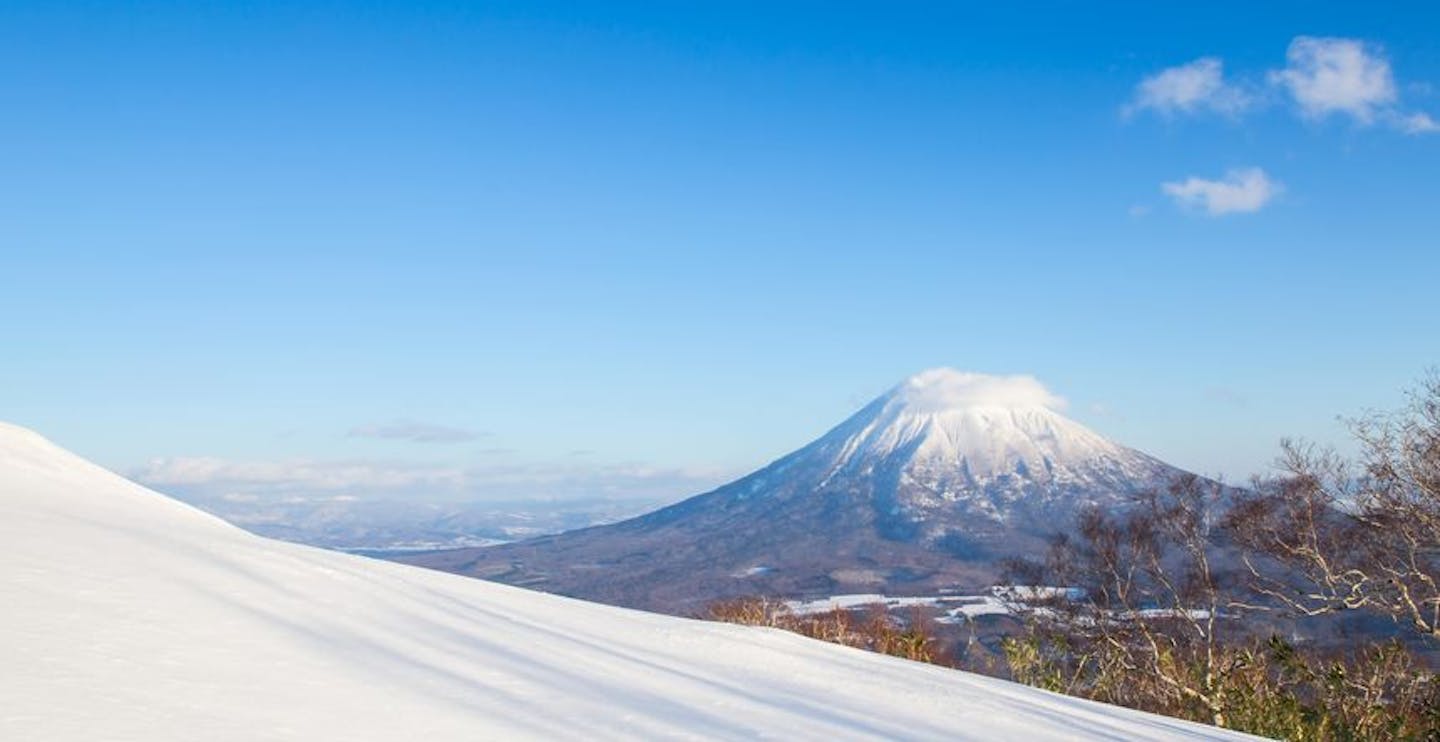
0, 421, 1251, 740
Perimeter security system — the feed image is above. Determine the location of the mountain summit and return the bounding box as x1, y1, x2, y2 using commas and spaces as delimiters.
407, 371, 1192, 611
834, 369, 1121, 476
793, 369, 1172, 529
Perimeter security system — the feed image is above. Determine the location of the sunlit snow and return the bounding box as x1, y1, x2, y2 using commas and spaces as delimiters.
1, 422, 1249, 740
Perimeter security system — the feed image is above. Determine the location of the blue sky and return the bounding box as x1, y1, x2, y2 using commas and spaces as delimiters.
3, 2, 1437, 504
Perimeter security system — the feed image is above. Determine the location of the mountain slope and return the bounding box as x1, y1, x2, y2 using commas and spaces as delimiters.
407, 370, 1194, 610
0, 421, 1250, 740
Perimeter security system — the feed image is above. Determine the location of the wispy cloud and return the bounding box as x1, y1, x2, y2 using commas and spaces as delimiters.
348, 420, 485, 444
1161, 167, 1280, 216
1203, 386, 1249, 408
136, 456, 469, 492
132, 455, 735, 504
1399, 111, 1439, 135
1126, 57, 1250, 117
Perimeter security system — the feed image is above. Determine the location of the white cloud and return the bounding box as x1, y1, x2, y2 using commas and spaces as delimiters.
1269, 37, 1397, 124
135, 456, 467, 492
348, 420, 485, 444
132, 455, 732, 504
896, 369, 1067, 412
1127, 57, 1250, 117
1161, 167, 1281, 216
1398, 111, 1439, 134
1127, 38, 1436, 135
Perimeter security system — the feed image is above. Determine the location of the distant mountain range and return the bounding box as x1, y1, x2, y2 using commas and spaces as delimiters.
167, 494, 669, 553
403, 369, 1199, 612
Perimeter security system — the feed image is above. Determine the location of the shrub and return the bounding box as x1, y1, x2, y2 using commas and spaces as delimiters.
706, 597, 937, 664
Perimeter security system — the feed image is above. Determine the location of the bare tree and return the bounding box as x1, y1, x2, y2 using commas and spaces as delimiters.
1228, 372, 1440, 639
1005, 474, 1246, 727
1002, 374, 1440, 737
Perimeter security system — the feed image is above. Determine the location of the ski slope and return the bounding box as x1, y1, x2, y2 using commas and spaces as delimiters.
0, 422, 1248, 740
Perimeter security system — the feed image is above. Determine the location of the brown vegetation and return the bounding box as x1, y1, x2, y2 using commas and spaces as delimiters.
1001, 471, 1440, 739
1004, 630, 1438, 740
705, 597, 939, 664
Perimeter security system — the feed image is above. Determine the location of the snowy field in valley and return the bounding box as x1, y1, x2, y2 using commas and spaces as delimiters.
1, 422, 1251, 740
785, 587, 1115, 624
787, 591, 1023, 622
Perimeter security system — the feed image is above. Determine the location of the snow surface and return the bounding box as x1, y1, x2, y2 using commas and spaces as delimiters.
782, 590, 1205, 626
785, 593, 1008, 618
1, 422, 1249, 741
784, 589, 1050, 622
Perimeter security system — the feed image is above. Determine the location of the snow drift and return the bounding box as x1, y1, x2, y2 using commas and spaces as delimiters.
0, 421, 1246, 740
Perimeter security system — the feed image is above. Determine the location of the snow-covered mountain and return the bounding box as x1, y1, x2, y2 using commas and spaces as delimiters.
0, 421, 1246, 740
753, 368, 1179, 536
408, 369, 1196, 610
